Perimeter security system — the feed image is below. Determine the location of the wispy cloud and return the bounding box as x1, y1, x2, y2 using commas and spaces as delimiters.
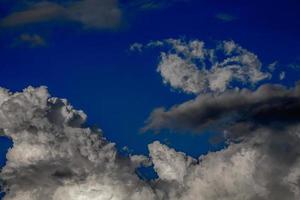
215, 13, 237, 22
126, 0, 189, 11
0, 0, 122, 29
279, 71, 286, 80
12, 33, 46, 48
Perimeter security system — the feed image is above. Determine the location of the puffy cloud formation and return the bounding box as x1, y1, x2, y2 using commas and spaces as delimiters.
0, 87, 156, 200
150, 127, 300, 200
1, 86, 300, 200
131, 39, 271, 94
0, 0, 121, 29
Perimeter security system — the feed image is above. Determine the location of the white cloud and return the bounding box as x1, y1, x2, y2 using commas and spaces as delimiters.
279, 71, 286, 80
130, 43, 143, 52
1, 86, 300, 200
158, 53, 208, 94
12, 33, 46, 48
132, 39, 272, 94
148, 141, 195, 183
0, 86, 155, 200
268, 61, 278, 71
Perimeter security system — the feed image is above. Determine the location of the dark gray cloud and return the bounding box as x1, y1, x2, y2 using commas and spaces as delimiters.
143, 83, 300, 139
0, 0, 122, 29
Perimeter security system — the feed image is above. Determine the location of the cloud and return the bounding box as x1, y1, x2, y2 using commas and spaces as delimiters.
148, 141, 195, 183
12, 33, 46, 48
143, 82, 300, 200
268, 61, 278, 71
0, 0, 122, 29
131, 39, 271, 94
0, 87, 156, 200
126, 0, 188, 11
215, 13, 237, 22
1, 85, 300, 199
279, 71, 286, 80
130, 42, 143, 52
288, 63, 300, 70
143, 83, 300, 138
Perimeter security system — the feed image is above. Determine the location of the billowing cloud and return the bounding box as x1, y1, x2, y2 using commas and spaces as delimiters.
131, 39, 271, 94
0, 0, 121, 29
0, 87, 156, 200
150, 130, 300, 200
1, 86, 300, 200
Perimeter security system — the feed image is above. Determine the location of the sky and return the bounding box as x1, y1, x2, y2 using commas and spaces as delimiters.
0, 0, 300, 200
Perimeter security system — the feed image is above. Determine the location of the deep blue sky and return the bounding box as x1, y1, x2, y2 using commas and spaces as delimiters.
0, 0, 299, 190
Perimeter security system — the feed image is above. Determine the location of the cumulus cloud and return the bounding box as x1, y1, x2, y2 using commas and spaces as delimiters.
131, 39, 271, 94
0, 0, 121, 29
1, 85, 300, 200
149, 128, 300, 200
0, 87, 156, 200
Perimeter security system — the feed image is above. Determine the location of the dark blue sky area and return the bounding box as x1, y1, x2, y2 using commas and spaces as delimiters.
0, 0, 299, 170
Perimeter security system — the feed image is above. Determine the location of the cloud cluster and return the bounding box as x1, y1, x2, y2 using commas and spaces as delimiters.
131, 39, 271, 94
0, 0, 121, 29
130, 37, 300, 199
143, 82, 300, 200
1, 86, 300, 200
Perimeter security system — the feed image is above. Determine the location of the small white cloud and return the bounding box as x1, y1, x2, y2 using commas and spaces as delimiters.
279, 71, 286, 80
140, 38, 271, 94
130, 42, 143, 52
13, 33, 46, 48
268, 61, 278, 71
